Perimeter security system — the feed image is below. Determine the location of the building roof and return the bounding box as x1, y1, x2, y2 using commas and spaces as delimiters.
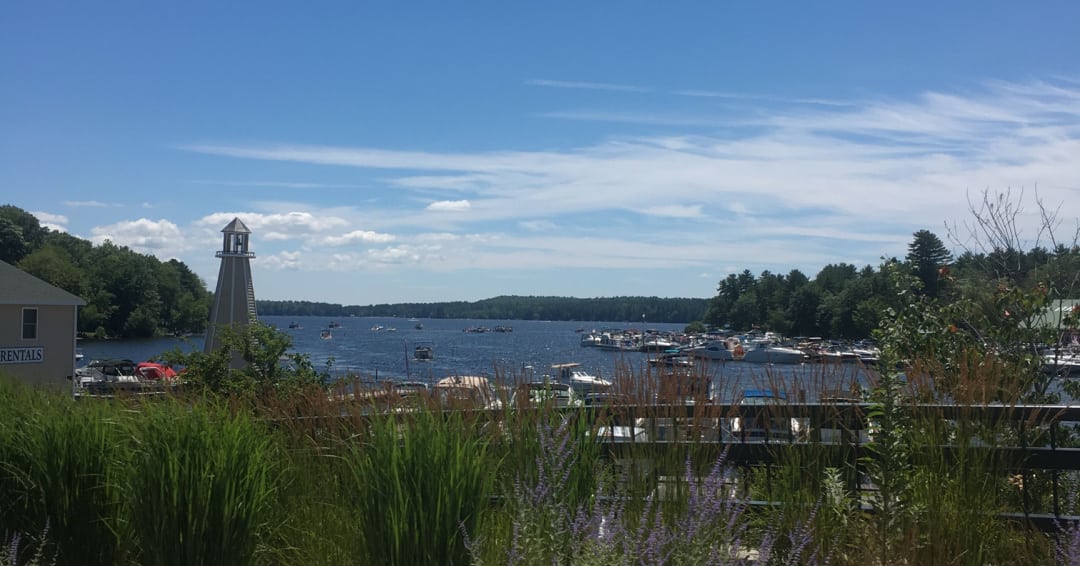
0, 260, 86, 306
1034, 299, 1080, 330
221, 217, 251, 234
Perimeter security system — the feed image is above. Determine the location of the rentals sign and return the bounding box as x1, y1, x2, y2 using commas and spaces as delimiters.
0, 347, 44, 364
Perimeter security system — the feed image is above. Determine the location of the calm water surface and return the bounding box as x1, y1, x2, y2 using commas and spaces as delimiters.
79, 316, 868, 401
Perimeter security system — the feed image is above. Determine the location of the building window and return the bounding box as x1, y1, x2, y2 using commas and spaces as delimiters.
22, 308, 37, 340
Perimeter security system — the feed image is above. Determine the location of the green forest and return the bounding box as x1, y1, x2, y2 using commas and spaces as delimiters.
1, 205, 212, 339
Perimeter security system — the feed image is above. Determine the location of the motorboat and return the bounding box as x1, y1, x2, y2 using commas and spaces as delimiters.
1042, 350, 1080, 375
414, 341, 434, 361
75, 358, 140, 387
580, 332, 602, 347
640, 335, 678, 352
320, 329, 332, 340
513, 381, 583, 408
136, 361, 178, 380
433, 375, 501, 410
728, 389, 804, 442
550, 362, 611, 394
686, 340, 735, 362
741, 344, 807, 364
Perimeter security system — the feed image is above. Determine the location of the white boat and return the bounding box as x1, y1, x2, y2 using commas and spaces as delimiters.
579, 332, 602, 347
1042, 350, 1080, 375
640, 335, 677, 352
550, 362, 611, 394
741, 344, 807, 364
320, 329, 332, 340
686, 340, 735, 362
434, 376, 502, 410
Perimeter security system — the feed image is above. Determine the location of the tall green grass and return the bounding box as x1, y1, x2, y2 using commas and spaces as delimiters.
123, 400, 282, 566
336, 408, 497, 565
0, 378, 125, 566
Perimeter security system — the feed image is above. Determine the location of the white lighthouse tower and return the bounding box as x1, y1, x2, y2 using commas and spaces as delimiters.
204, 218, 258, 357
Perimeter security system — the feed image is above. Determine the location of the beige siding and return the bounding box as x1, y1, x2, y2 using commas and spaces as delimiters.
0, 304, 78, 389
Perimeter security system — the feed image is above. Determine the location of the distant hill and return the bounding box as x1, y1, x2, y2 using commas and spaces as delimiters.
257, 295, 709, 324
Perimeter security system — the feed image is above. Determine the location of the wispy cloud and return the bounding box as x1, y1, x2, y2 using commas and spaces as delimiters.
176, 79, 1080, 283
673, 89, 855, 107
321, 230, 395, 246
426, 200, 471, 212
64, 200, 113, 208
525, 78, 651, 93
188, 180, 363, 189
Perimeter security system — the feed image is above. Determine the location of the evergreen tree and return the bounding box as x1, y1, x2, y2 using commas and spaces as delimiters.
906, 229, 952, 297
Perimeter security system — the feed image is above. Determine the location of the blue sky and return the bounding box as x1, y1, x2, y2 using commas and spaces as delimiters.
3, 2, 1079, 304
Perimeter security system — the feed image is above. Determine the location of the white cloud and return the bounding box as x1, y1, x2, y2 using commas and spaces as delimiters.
519, 220, 557, 231
180, 79, 1080, 283
426, 200, 471, 212
64, 200, 111, 208
260, 251, 302, 270
640, 204, 703, 218
196, 211, 349, 239
322, 230, 395, 246
31, 211, 69, 232
90, 218, 186, 254
525, 78, 651, 93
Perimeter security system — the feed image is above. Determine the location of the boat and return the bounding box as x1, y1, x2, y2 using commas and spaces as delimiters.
686, 339, 735, 362
328, 321, 342, 329
415, 322, 424, 330
728, 389, 804, 442
136, 361, 178, 380
75, 358, 140, 387
741, 343, 807, 364
433, 375, 501, 410
580, 332, 602, 347
493, 325, 513, 333
640, 335, 678, 352
414, 341, 434, 361
288, 321, 302, 329
320, 329, 332, 340
550, 362, 611, 394
1041, 349, 1080, 375
513, 381, 583, 408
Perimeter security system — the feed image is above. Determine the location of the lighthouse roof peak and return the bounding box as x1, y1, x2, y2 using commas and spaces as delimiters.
221, 218, 251, 234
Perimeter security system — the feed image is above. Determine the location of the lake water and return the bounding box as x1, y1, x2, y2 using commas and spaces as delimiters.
78, 316, 869, 402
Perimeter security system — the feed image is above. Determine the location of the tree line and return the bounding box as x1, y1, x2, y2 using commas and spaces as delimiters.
703, 226, 1080, 340
1, 205, 212, 339
258, 295, 711, 324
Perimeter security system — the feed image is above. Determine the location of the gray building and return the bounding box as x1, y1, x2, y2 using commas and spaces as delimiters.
0, 260, 85, 388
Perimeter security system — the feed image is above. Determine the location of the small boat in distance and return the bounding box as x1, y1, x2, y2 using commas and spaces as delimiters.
288, 321, 302, 329
320, 329, 332, 340
414, 341, 434, 361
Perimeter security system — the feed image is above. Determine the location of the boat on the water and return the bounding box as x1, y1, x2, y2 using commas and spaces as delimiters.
741, 343, 807, 364
414, 341, 434, 361
550, 362, 611, 394
320, 329, 332, 340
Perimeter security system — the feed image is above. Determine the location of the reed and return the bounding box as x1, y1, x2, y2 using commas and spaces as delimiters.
122, 399, 281, 566
0, 378, 125, 566
336, 407, 497, 565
